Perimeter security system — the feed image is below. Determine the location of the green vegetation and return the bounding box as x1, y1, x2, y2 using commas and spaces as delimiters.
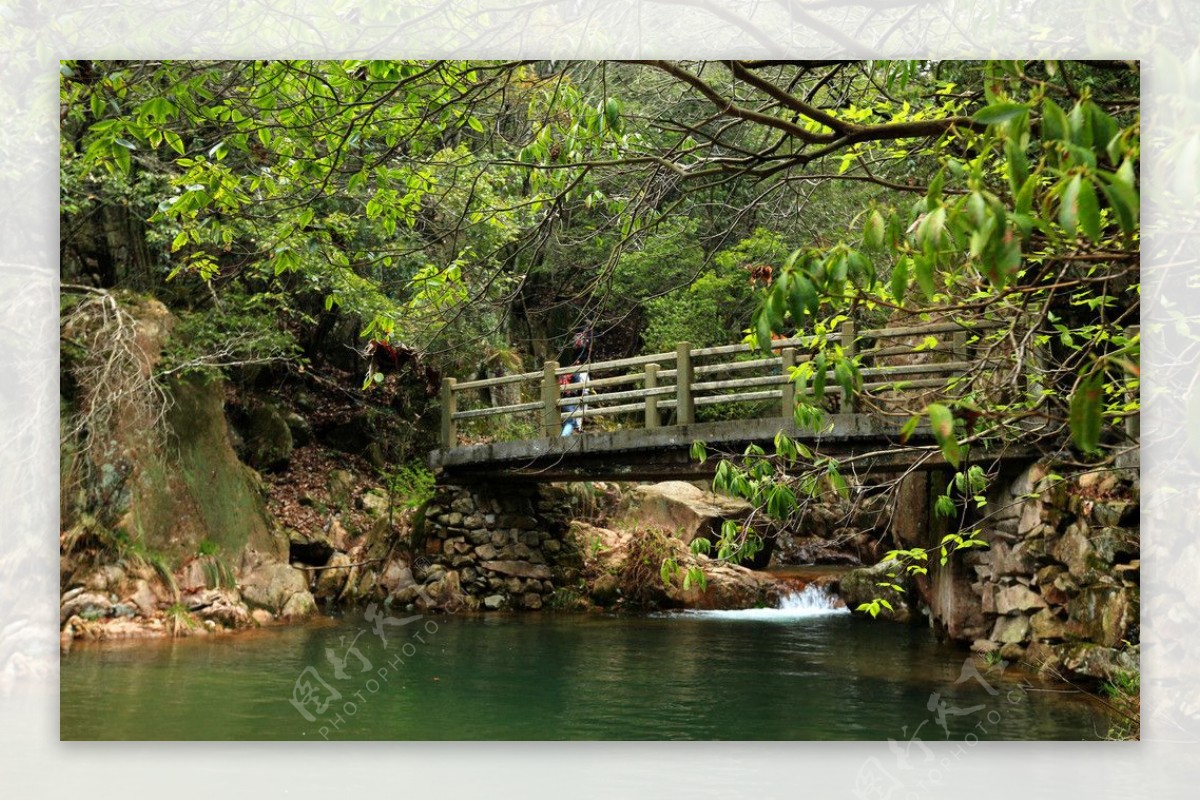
60, 58, 1138, 615
1102, 670, 1140, 740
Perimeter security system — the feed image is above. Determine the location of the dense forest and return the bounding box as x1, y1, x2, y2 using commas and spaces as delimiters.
60, 59, 1138, 452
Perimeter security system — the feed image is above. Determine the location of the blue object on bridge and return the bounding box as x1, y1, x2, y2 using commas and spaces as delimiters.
560, 369, 589, 436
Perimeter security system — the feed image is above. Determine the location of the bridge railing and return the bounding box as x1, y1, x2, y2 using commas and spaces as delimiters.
439, 319, 1005, 448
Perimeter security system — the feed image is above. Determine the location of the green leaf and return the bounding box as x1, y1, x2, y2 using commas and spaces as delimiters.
1042, 98, 1068, 142
914, 254, 936, 300
898, 414, 920, 444
917, 207, 946, 250
1099, 176, 1139, 235
1087, 103, 1118, 160
967, 192, 988, 227
864, 209, 886, 251
1015, 174, 1037, 215
466, 115, 485, 133
974, 102, 1028, 125
1069, 373, 1104, 454
1005, 138, 1029, 197
766, 286, 786, 331
846, 249, 873, 289
1077, 177, 1102, 241
604, 97, 621, 131
890, 257, 909, 305
1059, 173, 1082, 235
1115, 158, 1136, 191
163, 130, 185, 155
788, 272, 819, 318
834, 360, 854, 401
927, 403, 961, 467
1068, 101, 1092, 147
754, 309, 773, 354
111, 140, 131, 174
690, 440, 708, 465
926, 170, 945, 209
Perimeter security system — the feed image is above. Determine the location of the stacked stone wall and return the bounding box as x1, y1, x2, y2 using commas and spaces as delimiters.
420, 483, 585, 610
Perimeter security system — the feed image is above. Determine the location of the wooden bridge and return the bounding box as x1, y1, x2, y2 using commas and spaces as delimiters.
429, 320, 1025, 483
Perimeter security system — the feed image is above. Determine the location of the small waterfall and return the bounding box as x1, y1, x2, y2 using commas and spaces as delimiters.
663, 583, 848, 620
777, 583, 846, 613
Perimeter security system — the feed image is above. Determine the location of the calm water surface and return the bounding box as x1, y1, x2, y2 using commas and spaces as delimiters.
60, 589, 1111, 740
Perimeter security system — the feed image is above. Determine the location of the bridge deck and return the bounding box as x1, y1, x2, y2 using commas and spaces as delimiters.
429, 414, 1034, 483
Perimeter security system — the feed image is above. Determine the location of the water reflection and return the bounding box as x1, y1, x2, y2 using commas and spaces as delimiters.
61, 609, 1112, 740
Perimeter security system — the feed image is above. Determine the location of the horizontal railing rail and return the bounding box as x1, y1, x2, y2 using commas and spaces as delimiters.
439, 319, 1006, 448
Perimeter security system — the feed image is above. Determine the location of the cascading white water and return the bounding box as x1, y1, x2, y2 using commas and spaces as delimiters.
777, 584, 847, 613
664, 583, 849, 620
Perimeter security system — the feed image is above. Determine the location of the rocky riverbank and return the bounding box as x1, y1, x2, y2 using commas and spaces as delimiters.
837, 462, 1140, 684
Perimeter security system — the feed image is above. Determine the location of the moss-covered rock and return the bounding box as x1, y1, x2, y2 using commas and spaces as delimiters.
238, 402, 293, 471
838, 560, 911, 622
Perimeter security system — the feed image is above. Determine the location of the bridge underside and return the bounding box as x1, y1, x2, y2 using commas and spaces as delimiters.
428, 414, 1037, 483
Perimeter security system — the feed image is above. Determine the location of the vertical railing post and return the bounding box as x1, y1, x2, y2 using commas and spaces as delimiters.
440, 377, 457, 448
951, 329, 969, 390
840, 321, 857, 412
951, 330, 968, 364
781, 347, 796, 421
541, 360, 560, 438
675, 342, 694, 426
645, 363, 660, 429
1027, 338, 1045, 405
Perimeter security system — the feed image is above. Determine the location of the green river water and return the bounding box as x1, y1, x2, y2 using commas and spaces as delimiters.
60, 588, 1111, 740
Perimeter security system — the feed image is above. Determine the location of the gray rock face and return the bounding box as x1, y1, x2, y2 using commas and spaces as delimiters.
483, 594, 506, 610
240, 562, 309, 613
619, 481, 753, 546
183, 587, 252, 628
280, 591, 317, 619
1062, 643, 1139, 680
837, 560, 910, 622
60, 591, 115, 624
314, 552, 354, 600
128, 579, 161, 617
995, 584, 1047, 614
480, 560, 552, 580
590, 573, 620, 605
359, 489, 390, 518
1068, 585, 1137, 647
990, 614, 1031, 644
240, 402, 293, 470
377, 560, 415, 597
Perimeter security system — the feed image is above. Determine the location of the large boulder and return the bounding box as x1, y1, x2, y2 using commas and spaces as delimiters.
837, 560, 911, 622
1068, 585, 1138, 647
240, 561, 310, 614
377, 559, 417, 598
60, 590, 115, 624
619, 481, 774, 568
669, 562, 782, 610
620, 481, 752, 545
238, 402, 293, 471
418, 570, 468, 611
280, 591, 317, 619
314, 552, 354, 600
182, 587, 252, 628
